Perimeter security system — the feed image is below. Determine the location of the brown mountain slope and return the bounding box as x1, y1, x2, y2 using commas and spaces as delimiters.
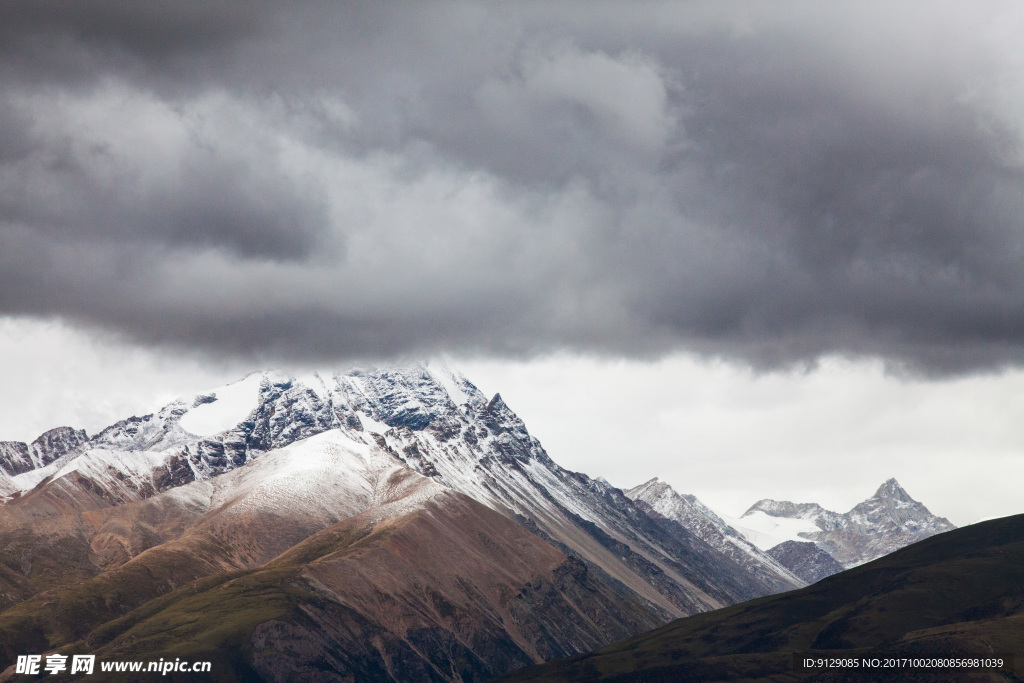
3, 365, 804, 628
0, 490, 664, 682
0, 427, 432, 608
0, 480, 213, 609
0, 431, 444, 657
0, 431, 668, 682
500, 514, 1024, 682
75, 489, 664, 682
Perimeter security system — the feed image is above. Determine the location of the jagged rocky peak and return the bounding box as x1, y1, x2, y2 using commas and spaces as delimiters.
845, 478, 954, 532
625, 476, 806, 593
748, 479, 927, 521
626, 478, 715, 527
627, 478, 717, 521
31, 426, 89, 458
872, 477, 911, 501
734, 478, 956, 568
628, 477, 669, 497
329, 361, 487, 430
745, 499, 835, 524
0, 426, 89, 476
476, 392, 532, 440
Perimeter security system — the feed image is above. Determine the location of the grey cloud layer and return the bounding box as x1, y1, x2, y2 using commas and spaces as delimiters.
1, 1, 1022, 372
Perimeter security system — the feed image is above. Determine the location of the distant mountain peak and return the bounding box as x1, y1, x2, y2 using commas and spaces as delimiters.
734, 479, 954, 568
629, 477, 665, 494
743, 498, 829, 521
872, 477, 909, 500
625, 477, 805, 592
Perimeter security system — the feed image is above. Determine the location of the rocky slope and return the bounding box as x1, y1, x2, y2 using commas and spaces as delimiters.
0, 363, 806, 680
766, 540, 845, 584
740, 478, 956, 567
624, 478, 803, 594
502, 513, 1024, 683
0, 427, 88, 477
0, 429, 668, 681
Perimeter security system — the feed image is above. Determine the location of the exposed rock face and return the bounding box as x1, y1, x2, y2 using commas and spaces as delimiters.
243, 492, 665, 683
746, 499, 844, 530
0, 426, 88, 476
499, 514, 1024, 683
0, 431, 665, 681
744, 478, 956, 567
0, 363, 806, 681
0, 443, 29, 477
767, 540, 845, 584
625, 478, 804, 592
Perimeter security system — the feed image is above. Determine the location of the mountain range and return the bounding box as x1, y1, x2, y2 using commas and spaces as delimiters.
502, 512, 1024, 682
0, 363, 957, 681
740, 478, 956, 567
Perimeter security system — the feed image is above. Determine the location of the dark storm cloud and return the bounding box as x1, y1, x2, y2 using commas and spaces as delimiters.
0, 1, 267, 86
1, 1, 1022, 373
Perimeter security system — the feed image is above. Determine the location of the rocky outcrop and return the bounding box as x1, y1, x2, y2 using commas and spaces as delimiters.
0, 363, 805, 677
767, 540, 844, 584
743, 478, 956, 567
626, 478, 805, 593
0, 426, 88, 476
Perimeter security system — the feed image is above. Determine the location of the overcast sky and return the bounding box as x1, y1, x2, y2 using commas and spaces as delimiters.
1, 2, 1022, 525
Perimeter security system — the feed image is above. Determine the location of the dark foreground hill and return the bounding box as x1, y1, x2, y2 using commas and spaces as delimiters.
501, 514, 1024, 682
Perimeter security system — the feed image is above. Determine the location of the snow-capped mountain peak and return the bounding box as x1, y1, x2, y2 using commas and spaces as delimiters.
732, 479, 955, 568
0, 426, 89, 477
1, 362, 804, 628
872, 477, 911, 501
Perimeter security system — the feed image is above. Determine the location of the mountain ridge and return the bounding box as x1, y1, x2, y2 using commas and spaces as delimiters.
624, 477, 804, 593
499, 513, 1024, 682
0, 363, 811, 681
741, 477, 955, 567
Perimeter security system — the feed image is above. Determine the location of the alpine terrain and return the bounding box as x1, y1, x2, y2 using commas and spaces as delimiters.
624, 478, 802, 591
502, 513, 1024, 682
728, 479, 956, 580
0, 364, 954, 681
0, 363, 803, 681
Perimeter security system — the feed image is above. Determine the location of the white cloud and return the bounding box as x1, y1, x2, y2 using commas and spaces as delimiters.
1, 318, 1020, 526
460, 353, 1024, 526
0, 317, 248, 442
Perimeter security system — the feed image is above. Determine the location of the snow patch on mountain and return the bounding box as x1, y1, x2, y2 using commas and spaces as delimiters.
295, 371, 331, 402
207, 430, 393, 524
179, 373, 263, 437
423, 360, 476, 408
730, 478, 955, 567
719, 510, 821, 551
357, 412, 390, 435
